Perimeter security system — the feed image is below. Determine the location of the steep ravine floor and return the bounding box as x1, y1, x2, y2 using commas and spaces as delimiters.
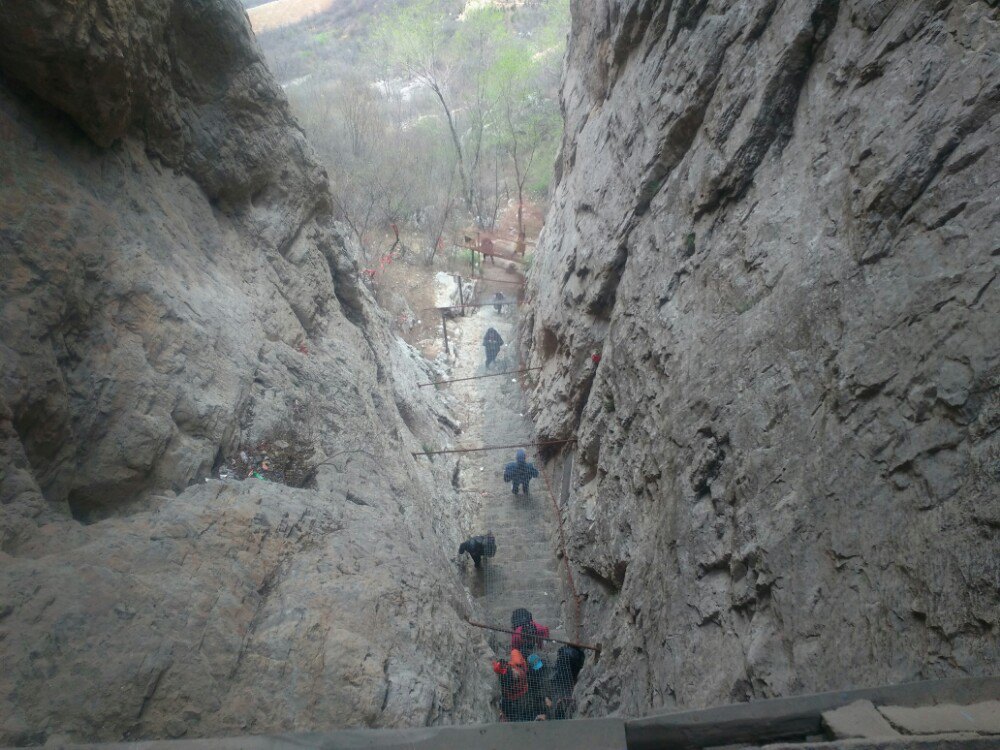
444, 301, 574, 713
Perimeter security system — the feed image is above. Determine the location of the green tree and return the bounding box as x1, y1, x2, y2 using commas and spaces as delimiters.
369, 1, 479, 214
486, 4, 565, 240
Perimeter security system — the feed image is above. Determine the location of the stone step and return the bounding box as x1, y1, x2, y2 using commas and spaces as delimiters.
484, 566, 562, 582
459, 545, 558, 561
485, 560, 561, 576
481, 536, 554, 550
480, 526, 554, 538
485, 582, 562, 597
483, 528, 554, 554
470, 557, 561, 571
483, 565, 562, 583
473, 537, 557, 551
482, 608, 565, 628
478, 510, 553, 519
485, 580, 563, 596
483, 559, 560, 571
479, 513, 554, 526
487, 517, 555, 529
486, 589, 563, 604
479, 519, 555, 531
486, 596, 566, 618
485, 546, 556, 560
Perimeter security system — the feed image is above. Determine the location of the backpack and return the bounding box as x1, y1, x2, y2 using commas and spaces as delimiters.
555, 646, 585, 683
498, 650, 528, 700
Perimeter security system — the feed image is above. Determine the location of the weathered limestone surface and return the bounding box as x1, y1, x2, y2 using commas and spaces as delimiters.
521, 0, 1000, 717
0, 0, 491, 745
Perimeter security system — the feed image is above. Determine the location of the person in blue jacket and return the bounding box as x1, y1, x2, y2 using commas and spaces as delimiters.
503, 449, 539, 495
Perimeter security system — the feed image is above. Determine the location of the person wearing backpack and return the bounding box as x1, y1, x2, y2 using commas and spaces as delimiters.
503, 449, 539, 495
458, 532, 497, 568
524, 653, 550, 719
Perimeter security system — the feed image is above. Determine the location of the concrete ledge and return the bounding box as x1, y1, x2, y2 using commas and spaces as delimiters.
763, 734, 999, 750
822, 700, 900, 739
27, 678, 999, 750
879, 701, 1000, 735
63, 718, 627, 750
625, 676, 1000, 750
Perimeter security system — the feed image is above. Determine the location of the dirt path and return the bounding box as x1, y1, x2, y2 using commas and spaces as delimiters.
448, 302, 569, 646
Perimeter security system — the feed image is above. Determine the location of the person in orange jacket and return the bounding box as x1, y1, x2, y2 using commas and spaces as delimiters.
494, 648, 532, 721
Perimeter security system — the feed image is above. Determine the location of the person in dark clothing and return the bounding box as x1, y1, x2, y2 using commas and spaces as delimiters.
503, 449, 539, 495
524, 653, 549, 719
554, 646, 585, 683
509, 608, 550, 653
483, 327, 504, 367
493, 291, 505, 313
511, 608, 532, 629
481, 237, 496, 265
546, 646, 586, 720
458, 532, 497, 568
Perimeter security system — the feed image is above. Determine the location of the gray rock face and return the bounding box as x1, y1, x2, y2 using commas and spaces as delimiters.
521, 0, 999, 717
0, 0, 492, 744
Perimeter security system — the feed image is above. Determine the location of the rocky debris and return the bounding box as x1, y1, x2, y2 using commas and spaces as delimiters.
434, 272, 478, 313
521, 0, 1000, 717
0, 0, 493, 744
216, 437, 315, 487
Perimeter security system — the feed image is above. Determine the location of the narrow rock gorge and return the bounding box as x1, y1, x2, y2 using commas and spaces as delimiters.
522, 0, 999, 717
0, 1, 492, 745
2, 0, 998, 746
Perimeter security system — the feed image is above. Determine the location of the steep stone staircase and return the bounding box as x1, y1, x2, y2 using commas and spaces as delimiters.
449, 302, 569, 647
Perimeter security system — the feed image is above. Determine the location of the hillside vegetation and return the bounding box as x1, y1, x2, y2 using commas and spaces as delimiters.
246, 0, 568, 261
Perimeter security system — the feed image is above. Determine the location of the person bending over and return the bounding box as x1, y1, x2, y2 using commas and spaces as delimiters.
458, 532, 497, 568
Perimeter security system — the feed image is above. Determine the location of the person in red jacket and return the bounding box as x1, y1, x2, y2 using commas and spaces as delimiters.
510, 608, 549, 653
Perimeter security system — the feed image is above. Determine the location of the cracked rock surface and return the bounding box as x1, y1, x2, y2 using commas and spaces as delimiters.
521, 0, 999, 716
0, 0, 491, 744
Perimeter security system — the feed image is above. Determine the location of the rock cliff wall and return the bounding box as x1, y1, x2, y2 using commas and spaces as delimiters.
0, 1, 491, 744
522, 0, 999, 717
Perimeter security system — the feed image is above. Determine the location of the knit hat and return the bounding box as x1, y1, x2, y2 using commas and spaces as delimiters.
527, 653, 544, 671
511, 608, 532, 628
